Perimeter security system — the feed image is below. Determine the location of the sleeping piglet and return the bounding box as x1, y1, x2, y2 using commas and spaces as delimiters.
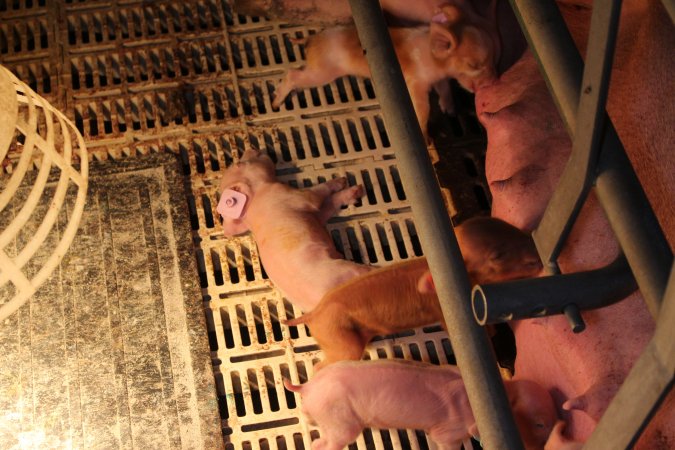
218, 148, 372, 311
272, 1, 499, 137
284, 359, 557, 450
285, 216, 541, 367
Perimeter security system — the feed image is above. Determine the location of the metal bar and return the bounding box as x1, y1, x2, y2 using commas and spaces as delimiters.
509, 0, 672, 316
532, 0, 622, 265
583, 264, 675, 449
507, 0, 581, 134
594, 131, 673, 317
346, 1, 524, 448
472, 255, 637, 325
663, 0, 675, 24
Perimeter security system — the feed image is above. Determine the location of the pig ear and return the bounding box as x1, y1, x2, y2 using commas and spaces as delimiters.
430, 25, 459, 60
227, 181, 253, 199
417, 271, 436, 294
222, 218, 250, 236
430, 4, 462, 59
219, 181, 253, 236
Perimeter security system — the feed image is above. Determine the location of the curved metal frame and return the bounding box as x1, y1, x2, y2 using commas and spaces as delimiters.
0, 66, 89, 322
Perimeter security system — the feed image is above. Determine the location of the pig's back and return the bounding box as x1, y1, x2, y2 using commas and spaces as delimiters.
306, 26, 370, 77
320, 257, 442, 332
307, 360, 470, 431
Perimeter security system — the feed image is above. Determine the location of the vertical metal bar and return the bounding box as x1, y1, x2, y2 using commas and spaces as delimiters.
532, 0, 622, 266
663, 0, 675, 24
583, 264, 675, 448
509, 0, 672, 316
346, 1, 524, 448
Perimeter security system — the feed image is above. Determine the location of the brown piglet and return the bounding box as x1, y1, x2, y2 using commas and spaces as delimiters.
285, 216, 542, 368
272, 1, 499, 137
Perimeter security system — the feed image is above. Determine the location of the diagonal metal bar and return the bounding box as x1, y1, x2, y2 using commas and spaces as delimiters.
346, 0, 524, 448
532, 0, 622, 265
509, 0, 672, 316
663, 0, 675, 24
583, 263, 675, 449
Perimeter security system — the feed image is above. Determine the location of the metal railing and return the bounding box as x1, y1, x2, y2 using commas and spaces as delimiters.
347, 0, 674, 448
507, 0, 674, 447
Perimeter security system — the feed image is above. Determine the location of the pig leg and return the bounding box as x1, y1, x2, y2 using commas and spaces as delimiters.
272, 68, 339, 109
310, 177, 349, 198
314, 326, 367, 370
317, 186, 365, 223
307, 305, 369, 368
306, 390, 363, 450
310, 420, 361, 450
433, 79, 455, 115
426, 436, 462, 450
310, 437, 348, 450
306, 177, 364, 222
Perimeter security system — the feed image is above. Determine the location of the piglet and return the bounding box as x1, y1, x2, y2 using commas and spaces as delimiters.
272, 1, 499, 136
284, 359, 557, 450
218, 148, 372, 311
418, 215, 543, 294
285, 216, 541, 367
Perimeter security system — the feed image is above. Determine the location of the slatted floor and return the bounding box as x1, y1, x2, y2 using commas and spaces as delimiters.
0, 1, 493, 449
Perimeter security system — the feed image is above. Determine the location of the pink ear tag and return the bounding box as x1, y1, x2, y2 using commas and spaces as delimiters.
431, 11, 448, 23
217, 189, 248, 219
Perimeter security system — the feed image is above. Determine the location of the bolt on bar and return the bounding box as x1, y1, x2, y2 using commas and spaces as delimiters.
509, 0, 672, 317
346, 0, 524, 448
532, 0, 622, 266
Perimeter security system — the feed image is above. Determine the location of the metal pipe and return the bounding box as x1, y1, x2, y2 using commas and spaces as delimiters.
472, 255, 637, 325
509, 0, 672, 317
507, 0, 581, 135
346, 1, 524, 448
532, 0, 622, 266
583, 264, 675, 448
594, 132, 673, 317
663, 0, 675, 24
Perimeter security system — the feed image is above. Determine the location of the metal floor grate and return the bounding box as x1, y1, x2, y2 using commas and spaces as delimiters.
1, 1, 492, 449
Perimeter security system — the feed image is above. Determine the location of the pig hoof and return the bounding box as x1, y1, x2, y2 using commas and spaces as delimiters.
329, 177, 348, 191
348, 185, 365, 202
